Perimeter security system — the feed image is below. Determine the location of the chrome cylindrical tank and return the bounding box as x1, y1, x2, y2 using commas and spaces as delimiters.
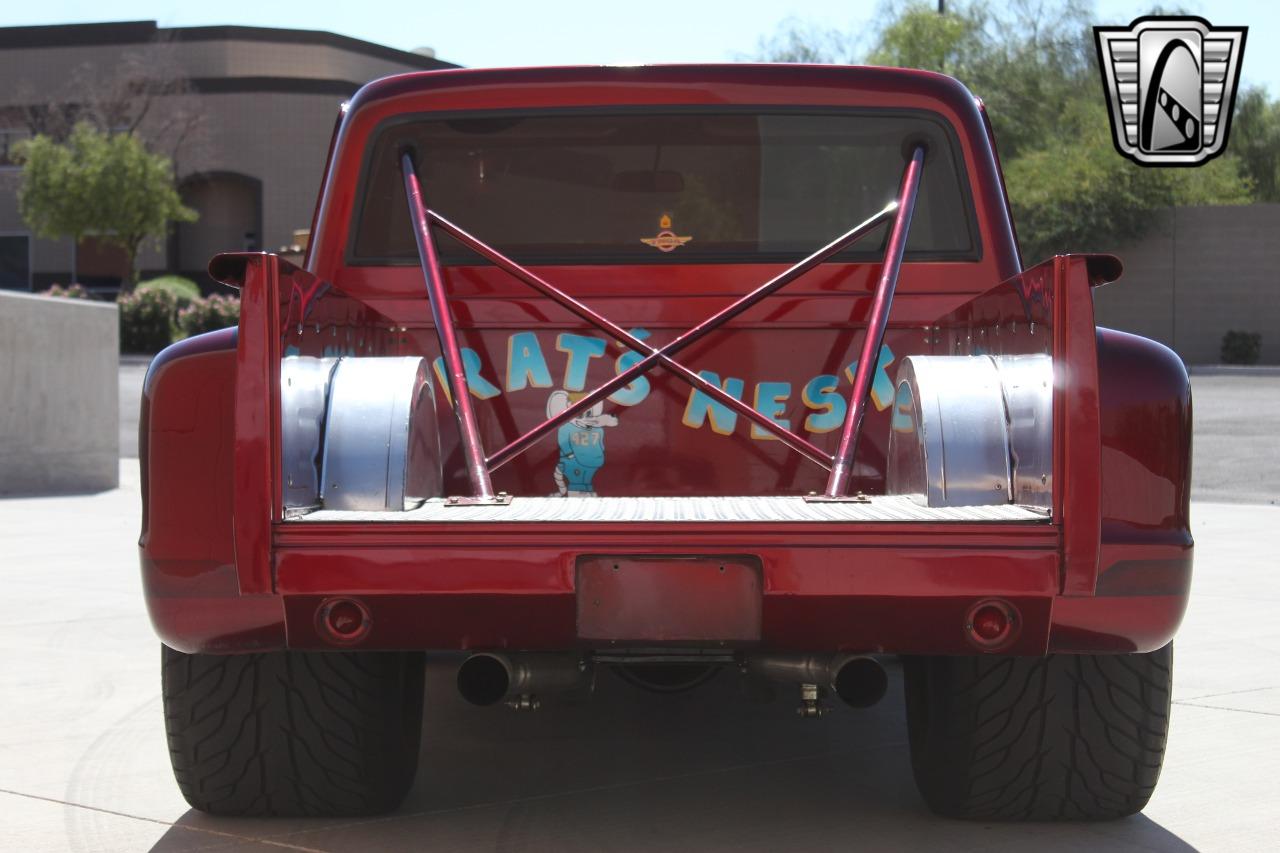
886, 354, 1052, 508
280, 355, 441, 512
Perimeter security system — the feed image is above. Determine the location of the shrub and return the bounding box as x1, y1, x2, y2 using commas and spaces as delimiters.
1221, 330, 1262, 365
178, 293, 241, 338
118, 287, 177, 353
43, 283, 93, 299
137, 275, 200, 311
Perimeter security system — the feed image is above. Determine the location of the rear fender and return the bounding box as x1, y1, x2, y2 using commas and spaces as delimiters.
1048, 327, 1192, 653
139, 326, 286, 653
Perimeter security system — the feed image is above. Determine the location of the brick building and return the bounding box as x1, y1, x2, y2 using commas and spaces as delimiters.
0, 20, 453, 291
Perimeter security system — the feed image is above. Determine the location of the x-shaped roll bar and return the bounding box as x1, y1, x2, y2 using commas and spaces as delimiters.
400, 144, 925, 503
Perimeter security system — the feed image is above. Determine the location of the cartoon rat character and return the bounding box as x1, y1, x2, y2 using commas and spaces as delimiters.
546, 390, 618, 496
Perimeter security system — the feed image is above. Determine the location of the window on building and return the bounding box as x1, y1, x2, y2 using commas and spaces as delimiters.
0, 128, 31, 168
75, 235, 127, 289
0, 234, 32, 290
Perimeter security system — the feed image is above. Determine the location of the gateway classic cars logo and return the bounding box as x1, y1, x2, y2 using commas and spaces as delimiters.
1094, 16, 1247, 166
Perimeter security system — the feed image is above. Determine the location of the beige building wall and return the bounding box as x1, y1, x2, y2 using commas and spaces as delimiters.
0, 21, 451, 290
1093, 204, 1280, 364
0, 25, 440, 106
163, 91, 348, 266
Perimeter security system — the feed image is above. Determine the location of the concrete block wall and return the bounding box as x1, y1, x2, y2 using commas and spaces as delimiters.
1093, 204, 1280, 364
0, 292, 118, 494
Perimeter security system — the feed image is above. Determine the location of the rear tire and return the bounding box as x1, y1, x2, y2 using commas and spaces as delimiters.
161, 645, 425, 817
903, 644, 1172, 821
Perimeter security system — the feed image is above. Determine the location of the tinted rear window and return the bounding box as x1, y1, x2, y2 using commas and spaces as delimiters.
351, 110, 979, 265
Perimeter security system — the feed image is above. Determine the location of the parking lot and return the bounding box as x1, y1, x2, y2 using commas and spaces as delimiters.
1, 367, 1276, 851
1186, 370, 1280, 504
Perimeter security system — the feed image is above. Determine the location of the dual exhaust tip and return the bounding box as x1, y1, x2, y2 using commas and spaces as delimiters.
456, 651, 887, 711
745, 652, 889, 711
457, 652, 587, 710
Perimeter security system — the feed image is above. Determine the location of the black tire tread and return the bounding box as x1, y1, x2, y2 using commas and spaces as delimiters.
161, 646, 425, 817
903, 644, 1172, 821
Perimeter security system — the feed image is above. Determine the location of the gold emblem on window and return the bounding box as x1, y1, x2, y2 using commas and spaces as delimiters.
641, 214, 692, 252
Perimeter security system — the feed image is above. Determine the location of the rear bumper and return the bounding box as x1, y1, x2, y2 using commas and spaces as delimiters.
144, 521, 1190, 657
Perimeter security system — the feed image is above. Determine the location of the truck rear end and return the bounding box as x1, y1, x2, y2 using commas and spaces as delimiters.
141, 65, 1192, 820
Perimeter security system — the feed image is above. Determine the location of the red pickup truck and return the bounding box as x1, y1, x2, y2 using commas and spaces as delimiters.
141, 64, 1191, 821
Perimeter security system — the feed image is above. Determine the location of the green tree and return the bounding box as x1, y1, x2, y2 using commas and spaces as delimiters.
753, 16, 859, 64
1004, 103, 1251, 261
754, 1, 1261, 264
864, 2, 989, 77
1230, 86, 1280, 202
15, 123, 196, 288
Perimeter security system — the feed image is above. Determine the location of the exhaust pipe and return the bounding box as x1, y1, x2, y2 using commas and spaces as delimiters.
746, 653, 888, 709
457, 652, 589, 710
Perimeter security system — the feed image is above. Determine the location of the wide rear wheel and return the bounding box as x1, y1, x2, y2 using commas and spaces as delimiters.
903, 644, 1172, 820
162, 646, 425, 817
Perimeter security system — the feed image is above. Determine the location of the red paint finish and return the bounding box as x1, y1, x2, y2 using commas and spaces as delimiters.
1044, 325, 1196, 653
827, 146, 924, 495
268, 523, 1062, 661
972, 604, 1009, 641
432, 212, 833, 465
272, 533, 1059, 654
930, 254, 1109, 596
965, 598, 1020, 651
231, 255, 284, 595
1049, 594, 1189, 654
1095, 328, 1193, 536
402, 153, 496, 498
420, 209, 869, 472
482, 204, 898, 474
137, 65, 1194, 661
1054, 258, 1104, 596
138, 329, 286, 653
316, 597, 372, 644
270, 281, 995, 499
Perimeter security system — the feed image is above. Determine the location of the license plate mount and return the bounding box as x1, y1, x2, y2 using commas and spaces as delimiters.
576, 555, 762, 644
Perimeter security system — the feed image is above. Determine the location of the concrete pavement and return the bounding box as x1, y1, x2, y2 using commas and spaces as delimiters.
1188, 372, 1280, 505
118, 359, 148, 460
1, 461, 1277, 851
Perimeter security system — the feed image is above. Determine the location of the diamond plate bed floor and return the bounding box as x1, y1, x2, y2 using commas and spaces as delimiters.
293, 495, 1051, 524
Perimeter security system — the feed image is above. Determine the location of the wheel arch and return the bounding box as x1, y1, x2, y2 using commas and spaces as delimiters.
1049, 327, 1192, 654
140, 327, 286, 653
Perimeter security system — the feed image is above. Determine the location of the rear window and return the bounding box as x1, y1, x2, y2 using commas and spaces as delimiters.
350, 110, 979, 265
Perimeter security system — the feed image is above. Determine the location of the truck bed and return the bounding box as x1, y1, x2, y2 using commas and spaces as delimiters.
291, 495, 1051, 524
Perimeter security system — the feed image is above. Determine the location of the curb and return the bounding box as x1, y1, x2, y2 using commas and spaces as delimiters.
1189, 365, 1280, 376
119, 354, 155, 367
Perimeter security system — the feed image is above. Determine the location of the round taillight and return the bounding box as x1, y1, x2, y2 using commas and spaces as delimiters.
964, 599, 1019, 650
316, 597, 371, 644
972, 605, 1008, 641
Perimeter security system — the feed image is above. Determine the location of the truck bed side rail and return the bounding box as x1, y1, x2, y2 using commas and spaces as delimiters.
929, 252, 1121, 594
210, 252, 405, 593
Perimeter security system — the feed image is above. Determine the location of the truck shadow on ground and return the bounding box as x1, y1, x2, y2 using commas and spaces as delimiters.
150, 657, 1197, 852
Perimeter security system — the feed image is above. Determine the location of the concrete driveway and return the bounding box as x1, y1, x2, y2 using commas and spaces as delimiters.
2, 459, 1278, 851
1188, 370, 1280, 504
118, 359, 148, 459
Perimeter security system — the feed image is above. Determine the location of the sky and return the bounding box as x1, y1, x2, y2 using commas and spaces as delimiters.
2, 0, 1277, 94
